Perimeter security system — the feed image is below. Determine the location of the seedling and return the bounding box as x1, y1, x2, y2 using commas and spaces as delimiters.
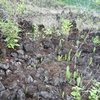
33, 65, 37, 70
88, 82, 100, 100
73, 69, 79, 79
93, 36, 100, 45
93, 46, 96, 53
25, 87, 28, 94
59, 39, 64, 48
62, 91, 65, 99
77, 51, 82, 58
61, 18, 73, 37
77, 76, 81, 86
71, 86, 82, 100
44, 29, 52, 35
0, 20, 20, 49
33, 24, 39, 40
66, 66, 72, 79
89, 57, 93, 65
67, 49, 72, 62
58, 55, 63, 61
64, 54, 67, 61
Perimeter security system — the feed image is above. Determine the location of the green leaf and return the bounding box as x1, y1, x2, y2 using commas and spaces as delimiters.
71, 91, 77, 96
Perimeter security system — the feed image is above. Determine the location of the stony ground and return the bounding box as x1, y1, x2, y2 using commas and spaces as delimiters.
0, 0, 100, 100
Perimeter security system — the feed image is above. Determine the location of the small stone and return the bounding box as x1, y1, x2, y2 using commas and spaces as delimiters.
11, 52, 17, 57
8, 81, 17, 89
17, 89, 26, 100
0, 70, 5, 76
40, 91, 53, 99
26, 75, 34, 83
14, 61, 22, 67
26, 85, 37, 95
0, 89, 10, 99
35, 54, 42, 59
17, 50, 24, 55
6, 70, 12, 75
0, 81, 5, 91
0, 63, 9, 70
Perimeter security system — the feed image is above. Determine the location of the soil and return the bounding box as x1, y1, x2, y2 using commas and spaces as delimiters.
0, 0, 100, 100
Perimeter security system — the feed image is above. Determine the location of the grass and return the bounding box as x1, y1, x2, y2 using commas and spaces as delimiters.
56, 0, 100, 11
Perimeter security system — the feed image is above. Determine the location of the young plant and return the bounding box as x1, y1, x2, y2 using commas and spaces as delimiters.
77, 51, 82, 58
73, 69, 79, 79
33, 24, 39, 40
61, 18, 72, 38
44, 29, 52, 35
71, 86, 82, 100
76, 76, 81, 87
93, 47, 96, 53
88, 82, 100, 100
93, 36, 100, 45
58, 55, 63, 61
67, 49, 72, 62
0, 20, 20, 49
89, 57, 93, 65
59, 39, 64, 48
62, 91, 65, 99
66, 66, 72, 79
25, 87, 28, 94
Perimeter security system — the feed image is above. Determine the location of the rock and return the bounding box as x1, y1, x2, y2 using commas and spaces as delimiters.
17, 89, 26, 100
10, 53, 17, 58
14, 61, 22, 67
23, 43, 34, 52
0, 70, 5, 76
42, 39, 54, 49
35, 54, 42, 59
26, 75, 34, 83
17, 50, 24, 55
0, 62, 9, 70
0, 89, 10, 100
26, 85, 37, 95
6, 70, 12, 75
0, 81, 5, 91
8, 81, 17, 90
40, 91, 53, 99
36, 68, 44, 78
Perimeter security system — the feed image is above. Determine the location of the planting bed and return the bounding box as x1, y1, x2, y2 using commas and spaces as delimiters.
0, 1, 100, 100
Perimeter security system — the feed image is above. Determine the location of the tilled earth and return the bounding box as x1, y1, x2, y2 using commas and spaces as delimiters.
0, 1, 100, 100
